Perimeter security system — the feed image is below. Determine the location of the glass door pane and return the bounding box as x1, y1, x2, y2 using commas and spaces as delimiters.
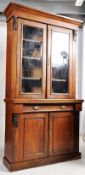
47, 25, 73, 99
22, 24, 43, 94
51, 31, 69, 93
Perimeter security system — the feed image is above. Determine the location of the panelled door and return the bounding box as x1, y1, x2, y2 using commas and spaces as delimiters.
12, 113, 48, 162
23, 113, 48, 160
16, 19, 47, 99
49, 112, 74, 156
47, 25, 75, 99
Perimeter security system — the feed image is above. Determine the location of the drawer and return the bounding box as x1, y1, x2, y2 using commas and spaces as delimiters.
23, 105, 73, 113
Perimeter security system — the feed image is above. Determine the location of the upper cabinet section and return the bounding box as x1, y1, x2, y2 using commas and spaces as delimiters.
4, 3, 83, 100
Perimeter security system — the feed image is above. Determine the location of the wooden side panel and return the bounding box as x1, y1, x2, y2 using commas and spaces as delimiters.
49, 112, 74, 156
4, 104, 24, 163
6, 17, 18, 99
12, 116, 24, 162
73, 112, 79, 153
6, 20, 12, 98
4, 104, 13, 162
23, 113, 48, 160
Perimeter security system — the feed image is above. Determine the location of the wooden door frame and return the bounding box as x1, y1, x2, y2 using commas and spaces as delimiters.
16, 18, 47, 99
47, 25, 76, 99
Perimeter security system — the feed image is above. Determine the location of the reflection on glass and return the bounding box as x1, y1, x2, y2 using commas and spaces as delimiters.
22, 25, 43, 93
51, 31, 69, 93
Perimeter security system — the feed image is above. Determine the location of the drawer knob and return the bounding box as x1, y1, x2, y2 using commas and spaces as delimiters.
61, 106, 66, 109
33, 106, 39, 110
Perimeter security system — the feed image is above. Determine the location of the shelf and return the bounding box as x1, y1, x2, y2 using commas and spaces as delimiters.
22, 77, 41, 80
52, 79, 66, 82
23, 48, 33, 51
23, 56, 41, 60
23, 38, 42, 44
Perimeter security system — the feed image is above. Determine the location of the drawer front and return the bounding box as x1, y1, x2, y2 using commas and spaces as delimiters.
23, 105, 73, 113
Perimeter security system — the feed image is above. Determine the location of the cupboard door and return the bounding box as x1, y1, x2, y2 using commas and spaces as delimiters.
49, 112, 74, 156
12, 113, 48, 162
23, 113, 48, 160
47, 25, 75, 99
17, 19, 46, 98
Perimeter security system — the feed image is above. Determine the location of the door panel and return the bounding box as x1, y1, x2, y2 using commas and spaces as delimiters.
23, 113, 48, 160
49, 112, 74, 156
47, 25, 75, 99
16, 19, 46, 99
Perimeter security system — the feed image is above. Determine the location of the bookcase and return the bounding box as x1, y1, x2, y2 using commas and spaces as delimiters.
3, 2, 83, 171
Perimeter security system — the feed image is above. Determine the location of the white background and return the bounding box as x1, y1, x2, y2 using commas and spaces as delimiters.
0, 22, 6, 155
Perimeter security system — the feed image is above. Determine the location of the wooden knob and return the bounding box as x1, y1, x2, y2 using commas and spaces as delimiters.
61, 106, 66, 109
33, 106, 39, 110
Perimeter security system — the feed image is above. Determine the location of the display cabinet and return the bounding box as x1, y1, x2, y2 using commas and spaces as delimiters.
3, 3, 83, 171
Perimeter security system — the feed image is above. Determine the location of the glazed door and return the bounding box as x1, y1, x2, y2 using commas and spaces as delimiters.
47, 25, 75, 99
49, 112, 74, 156
17, 19, 46, 98
13, 113, 48, 162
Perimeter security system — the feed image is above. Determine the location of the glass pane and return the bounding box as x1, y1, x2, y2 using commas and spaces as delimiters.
22, 24, 43, 93
51, 30, 69, 93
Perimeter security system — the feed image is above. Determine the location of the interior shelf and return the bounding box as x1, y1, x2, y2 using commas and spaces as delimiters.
22, 77, 41, 80
23, 56, 41, 60
52, 79, 66, 82
23, 38, 42, 44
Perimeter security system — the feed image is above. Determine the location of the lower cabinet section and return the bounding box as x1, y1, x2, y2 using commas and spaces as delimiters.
12, 111, 75, 162
4, 108, 81, 171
